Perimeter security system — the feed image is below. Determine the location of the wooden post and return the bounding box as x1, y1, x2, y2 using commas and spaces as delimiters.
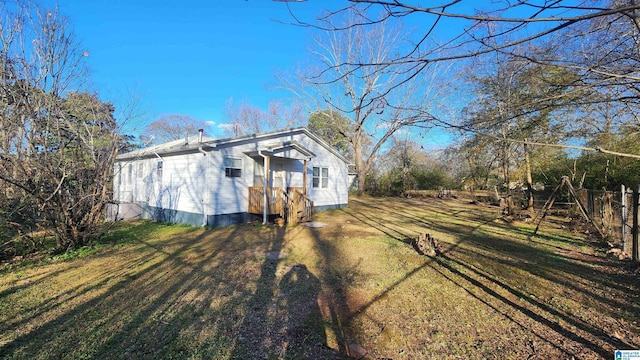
633, 184, 639, 263
564, 177, 605, 238
534, 176, 605, 238
264, 156, 271, 209
303, 159, 307, 196
524, 139, 534, 212
621, 185, 628, 253
533, 178, 564, 235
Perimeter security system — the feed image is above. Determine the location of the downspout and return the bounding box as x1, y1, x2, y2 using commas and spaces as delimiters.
198, 130, 207, 226
258, 150, 269, 225
150, 148, 164, 221
200, 147, 207, 227
201, 160, 208, 227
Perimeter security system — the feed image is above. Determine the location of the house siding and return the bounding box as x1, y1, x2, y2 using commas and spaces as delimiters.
292, 133, 349, 209
112, 128, 350, 226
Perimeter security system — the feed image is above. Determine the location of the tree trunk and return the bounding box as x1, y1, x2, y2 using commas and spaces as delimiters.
501, 140, 513, 214
524, 139, 534, 212
354, 136, 366, 192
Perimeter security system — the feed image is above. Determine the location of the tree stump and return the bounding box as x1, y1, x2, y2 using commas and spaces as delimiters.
413, 233, 441, 257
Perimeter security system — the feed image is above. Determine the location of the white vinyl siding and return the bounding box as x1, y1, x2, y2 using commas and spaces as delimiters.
113, 129, 350, 221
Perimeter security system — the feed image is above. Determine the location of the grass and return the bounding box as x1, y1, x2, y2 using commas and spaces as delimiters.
0, 196, 638, 359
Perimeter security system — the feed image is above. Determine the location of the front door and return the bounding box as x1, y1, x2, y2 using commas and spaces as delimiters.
254, 159, 265, 187
273, 161, 285, 189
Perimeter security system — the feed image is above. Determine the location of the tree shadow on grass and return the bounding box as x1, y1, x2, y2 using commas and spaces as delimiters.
431, 253, 634, 358
0, 222, 286, 359
228, 221, 345, 360
332, 197, 639, 358
0, 217, 349, 360
2, 197, 638, 359
0, 224, 226, 358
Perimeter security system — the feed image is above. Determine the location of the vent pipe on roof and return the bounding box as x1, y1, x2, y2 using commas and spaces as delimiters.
198, 128, 203, 143
185, 131, 189, 145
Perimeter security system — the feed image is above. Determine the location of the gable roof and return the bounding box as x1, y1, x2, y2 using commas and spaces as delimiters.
116, 127, 352, 164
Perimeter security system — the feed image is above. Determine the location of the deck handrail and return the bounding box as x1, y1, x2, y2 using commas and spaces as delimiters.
248, 186, 313, 223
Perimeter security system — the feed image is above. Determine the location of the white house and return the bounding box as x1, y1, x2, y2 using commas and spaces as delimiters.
111, 127, 351, 227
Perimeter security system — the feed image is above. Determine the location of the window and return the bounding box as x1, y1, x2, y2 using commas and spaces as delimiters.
157, 161, 163, 179
273, 163, 284, 188
116, 163, 122, 188
312, 166, 329, 188
253, 161, 264, 186
225, 157, 242, 177
127, 164, 132, 184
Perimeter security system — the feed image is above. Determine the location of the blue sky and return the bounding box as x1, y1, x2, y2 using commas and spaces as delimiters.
49, 0, 484, 149
55, 0, 327, 134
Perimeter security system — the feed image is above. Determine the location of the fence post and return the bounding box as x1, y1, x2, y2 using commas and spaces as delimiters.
633, 184, 640, 264
621, 185, 627, 251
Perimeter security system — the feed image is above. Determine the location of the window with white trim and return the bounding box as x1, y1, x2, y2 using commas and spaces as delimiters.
253, 161, 264, 186
312, 166, 328, 188
224, 157, 242, 178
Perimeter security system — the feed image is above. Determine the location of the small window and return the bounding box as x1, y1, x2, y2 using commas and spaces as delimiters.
312, 166, 329, 188
127, 164, 132, 184
225, 157, 242, 178
157, 161, 163, 179
254, 161, 264, 186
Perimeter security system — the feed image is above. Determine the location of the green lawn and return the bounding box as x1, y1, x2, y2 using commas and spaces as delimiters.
0, 196, 638, 359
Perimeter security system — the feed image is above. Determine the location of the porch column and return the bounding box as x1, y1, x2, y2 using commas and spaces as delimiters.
264, 156, 271, 208
259, 151, 271, 225
303, 159, 307, 196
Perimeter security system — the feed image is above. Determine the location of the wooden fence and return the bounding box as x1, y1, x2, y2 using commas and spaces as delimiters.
620, 185, 640, 262
503, 185, 639, 262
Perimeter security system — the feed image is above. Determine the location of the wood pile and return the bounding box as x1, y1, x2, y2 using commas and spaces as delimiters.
413, 233, 441, 257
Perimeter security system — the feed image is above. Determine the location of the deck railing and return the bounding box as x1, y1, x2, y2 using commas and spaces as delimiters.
285, 187, 313, 222
248, 186, 285, 217
248, 186, 313, 223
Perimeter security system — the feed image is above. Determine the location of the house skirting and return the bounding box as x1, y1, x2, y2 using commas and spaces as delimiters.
313, 203, 348, 212
108, 202, 259, 227
107, 202, 348, 227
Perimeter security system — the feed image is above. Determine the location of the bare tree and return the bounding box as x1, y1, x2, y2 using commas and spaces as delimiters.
221, 98, 304, 137
284, 1, 640, 132
0, 1, 123, 251
144, 114, 210, 143
297, 10, 448, 192
285, 1, 640, 81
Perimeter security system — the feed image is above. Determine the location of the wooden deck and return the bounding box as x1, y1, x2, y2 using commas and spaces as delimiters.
248, 187, 313, 223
